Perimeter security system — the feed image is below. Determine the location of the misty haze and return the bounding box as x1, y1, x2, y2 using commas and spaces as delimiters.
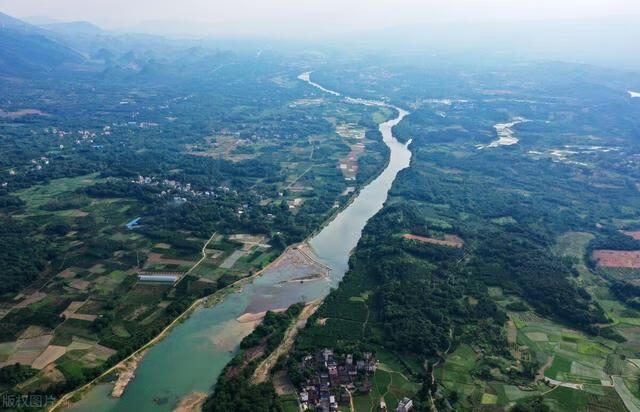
0, 1, 639, 411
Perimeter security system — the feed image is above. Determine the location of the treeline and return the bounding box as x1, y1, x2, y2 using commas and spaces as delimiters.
241, 304, 303, 351
0, 363, 37, 386
610, 280, 640, 312
290, 200, 509, 377
469, 228, 606, 332
385, 143, 619, 335
286, 93, 635, 409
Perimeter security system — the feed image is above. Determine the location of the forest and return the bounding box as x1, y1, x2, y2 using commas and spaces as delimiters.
281, 60, 640, 410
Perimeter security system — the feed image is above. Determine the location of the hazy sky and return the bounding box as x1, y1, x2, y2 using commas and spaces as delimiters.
2, 0, 640, 37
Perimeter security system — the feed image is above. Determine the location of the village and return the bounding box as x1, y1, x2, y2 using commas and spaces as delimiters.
296, 349, 414, 412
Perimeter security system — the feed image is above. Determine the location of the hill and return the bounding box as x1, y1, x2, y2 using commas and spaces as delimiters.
0, 12, 85, 77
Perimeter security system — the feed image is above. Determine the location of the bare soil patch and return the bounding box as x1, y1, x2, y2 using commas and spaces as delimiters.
210, 320, 258, 352
252, 300, 322, 384
146, 252, 196, 266
40, 364, 66, 386
17, 334, 53, 351
338, 142, 365, 180
593, 250, 640, 268
173, 392, 208, 412
57, 268, 77, 279
61, 301, 85, 317
19, 326, 45, 339
262, 244, 331, 278
66, 210, 89, 217
286, 273, 325, 283
89, 264, 106, 274
112, 351, 146, 397
237, 308, 286, 323
219, 250, 245, 269
15, 292, 47, 308
229, 234, 269, 245
67, 313, 97, 321
403, 233, 464, 248
622, 231, 640, 240
32, 345, 66, 369
70, 279, 91, 290
2, 350, 41, 368
93, 344, 116, 360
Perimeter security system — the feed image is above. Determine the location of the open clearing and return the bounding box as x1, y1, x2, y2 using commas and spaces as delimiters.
145, 252, 197, 267
15, 292, 47, 308
14, 173, 103, 211
32, 345, 67, 369
0, 108, 49, 118
593, 250, 640, 268
220, 250, 246, 269
622, 231, 640, 240
338, 141, 365, 180
403, 233, 463, 248
259, 244, 330, 281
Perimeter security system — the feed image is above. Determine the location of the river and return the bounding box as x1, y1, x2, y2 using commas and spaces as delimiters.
64, 73, 411, 412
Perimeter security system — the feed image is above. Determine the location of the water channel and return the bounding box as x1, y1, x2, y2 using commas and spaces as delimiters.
65, 73, 412, 412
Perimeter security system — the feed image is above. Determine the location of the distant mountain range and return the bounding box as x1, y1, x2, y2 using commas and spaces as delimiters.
0, 12, 188, 79
0, 12, 255, 82
0, 12, 85, 77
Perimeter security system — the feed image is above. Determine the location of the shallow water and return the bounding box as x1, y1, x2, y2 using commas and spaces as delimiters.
66, 74, 411, 412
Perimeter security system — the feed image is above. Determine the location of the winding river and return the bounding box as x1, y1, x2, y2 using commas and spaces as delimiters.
65, 73, 411, 412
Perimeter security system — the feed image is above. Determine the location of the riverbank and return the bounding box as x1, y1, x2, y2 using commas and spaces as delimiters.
236, 308, 286, 323
51, 239, 342, 410
56, 72, 411, 412
172, 392, 207, 412
49, 243, 295, 411
251, 299, 323, 385
302, 111, 397, 244
111, 350, 146, 398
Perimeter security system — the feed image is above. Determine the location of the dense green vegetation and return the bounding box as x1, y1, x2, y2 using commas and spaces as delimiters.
0, 17, 393, 399
0, 363, 37, 386
0, 218, 49, 295
285, 61, 640, 411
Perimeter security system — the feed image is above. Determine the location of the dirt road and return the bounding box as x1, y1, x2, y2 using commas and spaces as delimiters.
251, 299, 323, 384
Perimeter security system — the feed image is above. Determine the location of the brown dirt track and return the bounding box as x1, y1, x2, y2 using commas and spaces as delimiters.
622, 231, 640, 240
403, 233, 464, 248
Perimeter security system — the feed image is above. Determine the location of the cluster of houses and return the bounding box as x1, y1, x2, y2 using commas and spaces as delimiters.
29, 156, 50, 171
297, 349, 412, 412
132, 175, 216, 200
44, 127, 103, 140
42, 126, 113, 148
131, 176, 273, 218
